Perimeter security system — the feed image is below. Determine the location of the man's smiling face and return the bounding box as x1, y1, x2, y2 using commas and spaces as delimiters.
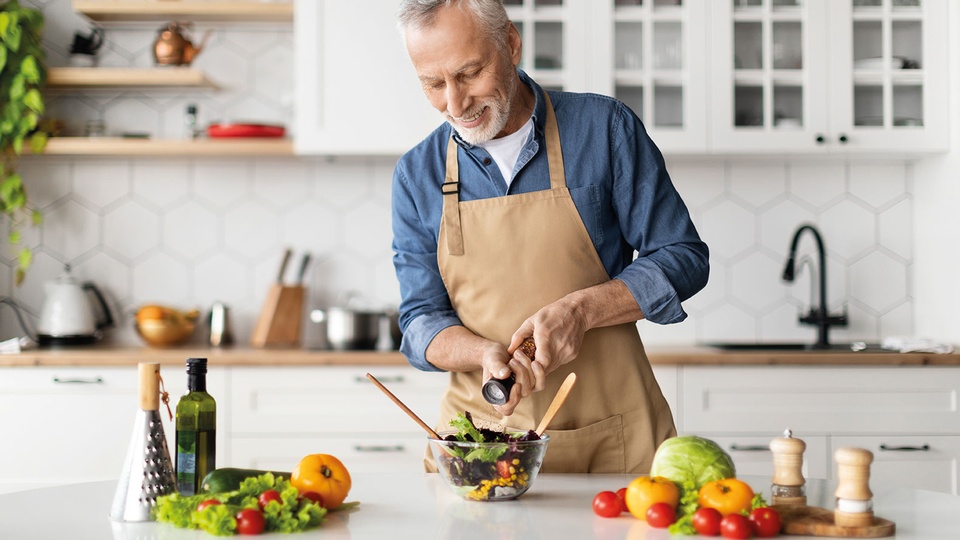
405, 5, 522, 144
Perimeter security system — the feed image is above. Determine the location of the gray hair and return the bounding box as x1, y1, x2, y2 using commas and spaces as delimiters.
397, 0, 512, 51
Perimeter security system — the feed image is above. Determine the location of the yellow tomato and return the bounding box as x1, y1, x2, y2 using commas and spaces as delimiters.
625, 476, 679, 521
290, 454, 352, 510
697, 478, 755, 516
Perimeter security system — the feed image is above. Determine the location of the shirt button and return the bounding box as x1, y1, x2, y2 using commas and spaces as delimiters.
483, 158, 492, 165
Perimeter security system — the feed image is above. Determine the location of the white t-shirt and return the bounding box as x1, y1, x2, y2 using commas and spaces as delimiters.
478, 117, 534, 189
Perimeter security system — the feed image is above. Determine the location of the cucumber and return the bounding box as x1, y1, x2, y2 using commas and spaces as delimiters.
200, 467, 292, 493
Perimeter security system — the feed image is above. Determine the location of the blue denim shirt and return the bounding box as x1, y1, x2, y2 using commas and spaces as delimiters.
392, 71, 709, 371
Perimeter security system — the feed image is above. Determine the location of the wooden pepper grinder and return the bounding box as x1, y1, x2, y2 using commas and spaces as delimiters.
834, 447, 875, 528
769, 429, 807, 506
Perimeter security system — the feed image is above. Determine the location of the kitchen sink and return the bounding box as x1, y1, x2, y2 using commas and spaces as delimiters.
705, 342, 885, 352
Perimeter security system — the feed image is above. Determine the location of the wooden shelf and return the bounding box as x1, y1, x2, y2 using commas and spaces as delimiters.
73, 1, 294, 23
39, 137, 294, 156
47, 67, 218, 89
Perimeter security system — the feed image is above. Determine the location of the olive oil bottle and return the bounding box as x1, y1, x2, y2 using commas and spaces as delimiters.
175, 357, 216, 495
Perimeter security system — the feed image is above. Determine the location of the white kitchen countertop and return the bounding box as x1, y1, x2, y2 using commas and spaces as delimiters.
0, 474, 955, 539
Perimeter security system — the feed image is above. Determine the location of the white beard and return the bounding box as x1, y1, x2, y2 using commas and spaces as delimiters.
445, 74, 517, 145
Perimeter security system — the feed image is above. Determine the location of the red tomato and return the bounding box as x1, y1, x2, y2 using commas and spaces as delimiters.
645, 502, 677, 528
299, 491, 324, 506
693, 507, 723, 536
749, 507, 782, 537
720, 513, 753, 539
616, 487, 628, 513
196, 499, 222, 512
235, 508, 266, 535
592, 491, 622, 518
257, 489, 282, 510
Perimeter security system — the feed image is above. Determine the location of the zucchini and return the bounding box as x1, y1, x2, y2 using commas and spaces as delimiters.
200, 467, 291, 493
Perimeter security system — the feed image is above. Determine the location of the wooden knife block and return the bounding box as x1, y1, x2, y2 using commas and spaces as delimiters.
250, 284, 304, 348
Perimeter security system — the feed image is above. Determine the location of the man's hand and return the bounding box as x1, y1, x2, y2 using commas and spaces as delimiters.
506, 279, 645, 392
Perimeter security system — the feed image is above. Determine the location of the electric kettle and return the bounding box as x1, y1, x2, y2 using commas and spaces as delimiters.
37, 265, 114, 346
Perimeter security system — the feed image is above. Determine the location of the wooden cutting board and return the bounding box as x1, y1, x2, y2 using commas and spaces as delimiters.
772, 505, 895, 538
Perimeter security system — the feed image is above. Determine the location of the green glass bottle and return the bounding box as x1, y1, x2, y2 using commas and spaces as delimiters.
175, 357, 216, 495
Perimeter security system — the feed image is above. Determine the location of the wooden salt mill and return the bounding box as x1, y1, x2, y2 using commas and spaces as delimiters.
769, 429, 807, 506
834, 447, 875, 528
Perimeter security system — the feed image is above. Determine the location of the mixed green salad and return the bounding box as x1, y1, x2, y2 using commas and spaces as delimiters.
435, 412, 545, 500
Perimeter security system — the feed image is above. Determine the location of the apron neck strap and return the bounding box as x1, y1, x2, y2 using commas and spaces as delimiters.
542, 92, 565, 190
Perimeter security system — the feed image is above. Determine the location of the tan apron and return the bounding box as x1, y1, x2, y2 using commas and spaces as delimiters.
429, 93, 675, 474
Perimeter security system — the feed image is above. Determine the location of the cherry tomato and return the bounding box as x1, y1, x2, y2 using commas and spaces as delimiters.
235, 508, 266, 535
699, 478, 755, 516
645, 502, 677, 528
720, 513, 753, 539
592, 491, 622, 518
196, 499, 222, 512
693, 507, 723, 536
257, 489, 282, 510
749, 507, 782, 538
299, 491, 324, 506
616, 487, 628, 513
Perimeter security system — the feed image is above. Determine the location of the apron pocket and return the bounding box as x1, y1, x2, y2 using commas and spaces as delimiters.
541, 414, 626, 473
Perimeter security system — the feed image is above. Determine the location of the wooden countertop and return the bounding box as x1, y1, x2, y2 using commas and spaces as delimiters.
2, 345, 958, 367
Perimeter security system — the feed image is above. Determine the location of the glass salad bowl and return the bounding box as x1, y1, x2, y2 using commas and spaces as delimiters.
429, 431, 550, 502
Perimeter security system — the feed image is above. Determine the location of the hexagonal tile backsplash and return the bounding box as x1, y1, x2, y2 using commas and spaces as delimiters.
0, 1, 913, 349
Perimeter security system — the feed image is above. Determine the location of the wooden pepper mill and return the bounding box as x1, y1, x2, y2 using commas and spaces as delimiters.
769, 429, 807, 506
834, 447, 875, 528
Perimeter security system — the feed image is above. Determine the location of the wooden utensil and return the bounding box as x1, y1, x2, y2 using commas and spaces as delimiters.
535, 372, 577, 436
366, 373, 441, 439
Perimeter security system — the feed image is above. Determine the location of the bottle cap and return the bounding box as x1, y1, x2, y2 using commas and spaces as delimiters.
186, 357, 208, 374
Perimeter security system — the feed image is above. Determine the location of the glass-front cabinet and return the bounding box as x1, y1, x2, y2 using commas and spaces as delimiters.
505, 0, 708, 153
710, 0, 947, 153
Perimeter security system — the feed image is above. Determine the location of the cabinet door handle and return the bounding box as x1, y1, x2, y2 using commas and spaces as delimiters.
838, 134, 849, 144
53, 376, 104, 384
353, 445, 405, 453
879, 443, 930, 452
729, 444, 769, 452
815, 134, 826, 144
357, 375, 404, 384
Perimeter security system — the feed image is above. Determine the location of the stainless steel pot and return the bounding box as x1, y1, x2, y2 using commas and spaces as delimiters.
310, 307, 392, 351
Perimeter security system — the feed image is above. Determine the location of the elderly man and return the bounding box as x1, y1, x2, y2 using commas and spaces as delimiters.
391, 0, 708, 473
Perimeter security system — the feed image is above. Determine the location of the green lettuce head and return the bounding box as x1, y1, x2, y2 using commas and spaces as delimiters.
650, 435, 736, 490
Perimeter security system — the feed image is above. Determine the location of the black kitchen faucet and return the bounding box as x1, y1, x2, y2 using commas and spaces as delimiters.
781, 224, 848, 348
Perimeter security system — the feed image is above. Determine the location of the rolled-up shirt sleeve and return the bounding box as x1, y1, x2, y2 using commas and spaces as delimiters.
610, 102, 710, 324
392, 162, 461, 372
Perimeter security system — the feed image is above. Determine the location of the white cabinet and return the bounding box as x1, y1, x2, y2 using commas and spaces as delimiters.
293, 0, 440, 155
584, 0, 709, 152
709, 0, 948, 153
228, 366, 447, 473
679, 366, 960, 494
0, 364, 227, 495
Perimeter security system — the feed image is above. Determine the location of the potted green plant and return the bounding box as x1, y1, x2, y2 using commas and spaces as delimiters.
0, 0, 46, 284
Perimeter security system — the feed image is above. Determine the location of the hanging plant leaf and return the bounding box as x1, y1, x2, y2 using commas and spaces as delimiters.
19, 54, 38, 83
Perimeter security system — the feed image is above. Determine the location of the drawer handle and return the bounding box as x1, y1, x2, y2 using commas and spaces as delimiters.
879, 443, 930, 452
729, 444, 769, 452
53, 376, 104, 384
357, 375, 405, 384
353, 445, 405, 453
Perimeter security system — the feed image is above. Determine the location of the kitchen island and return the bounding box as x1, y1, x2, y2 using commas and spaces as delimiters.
0, 473, 955, 539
